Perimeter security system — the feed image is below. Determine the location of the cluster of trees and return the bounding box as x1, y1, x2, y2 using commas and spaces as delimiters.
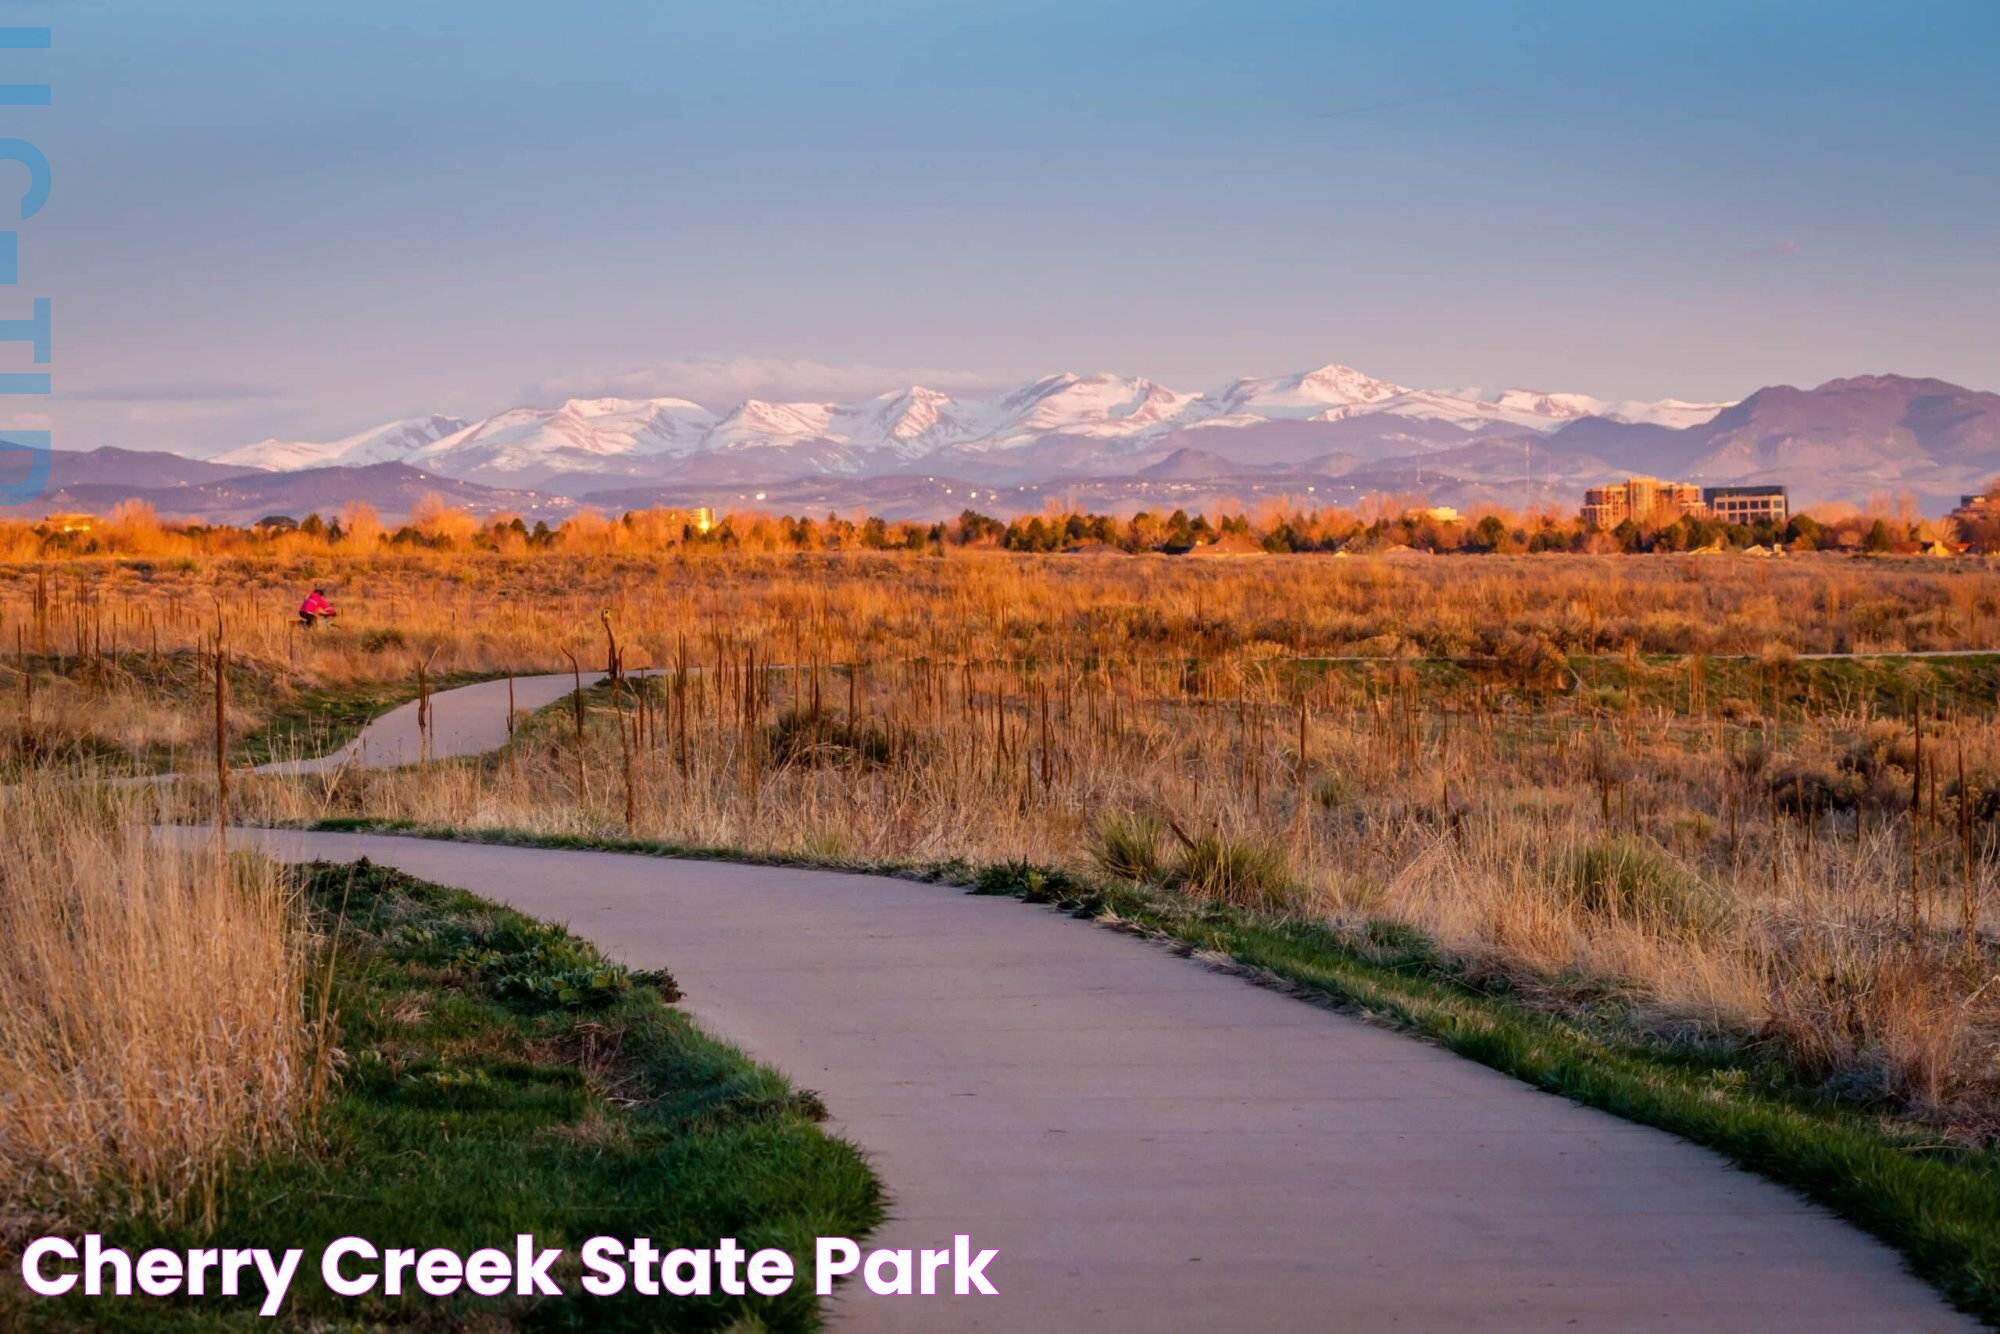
4, 487, 1987, 561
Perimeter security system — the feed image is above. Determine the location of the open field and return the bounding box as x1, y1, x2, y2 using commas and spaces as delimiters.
7, 547, 2000, 1321
8, 549, 2000, 670
7, 551, 2000, 1131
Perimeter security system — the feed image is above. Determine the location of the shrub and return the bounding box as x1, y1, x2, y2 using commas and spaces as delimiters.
1558, 836, 1730, 934
1496, 629, 1565, 689
767, 707, 890, 768
450, 917, 675, 1013
1841, 720, 1916, 782
1727, 736, 1770, 781
1313, 774, 1359, 809
1768, 763, 1864, 816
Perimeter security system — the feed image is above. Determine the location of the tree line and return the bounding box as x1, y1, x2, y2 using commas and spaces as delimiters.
2, 490, 1983, 559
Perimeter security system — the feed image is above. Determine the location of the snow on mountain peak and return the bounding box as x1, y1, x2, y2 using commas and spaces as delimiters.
1487, 388, 1606, 421
1297, 363, 1407, 402
1217, 364, 1408, 418
1605, 397, 1736, 429
706, 399, 838, 449
844, 386, 965, 451
212, 414, 470, 471
206, 360, 1745, 487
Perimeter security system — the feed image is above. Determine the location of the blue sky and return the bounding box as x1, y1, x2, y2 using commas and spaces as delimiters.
21, 0, 2000, 454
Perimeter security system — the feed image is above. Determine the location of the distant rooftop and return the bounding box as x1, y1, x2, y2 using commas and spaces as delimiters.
1701, 485, 1787, 498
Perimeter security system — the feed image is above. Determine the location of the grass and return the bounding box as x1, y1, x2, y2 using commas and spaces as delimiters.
1565, 651, 2000, 717
1090, 812, 1164, 883
1160, 831, 1299, 912
0, 782, 308, 1233
10, 858, 881, 1332
294, 819, 2000, 1323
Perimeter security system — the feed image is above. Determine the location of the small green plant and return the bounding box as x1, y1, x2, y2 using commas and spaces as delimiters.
1091, 813, 1164, 883
970, 859, 1088, 905
445, 917, 679, 1013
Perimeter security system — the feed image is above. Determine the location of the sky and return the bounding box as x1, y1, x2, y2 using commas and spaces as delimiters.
16, 0, 2000, 455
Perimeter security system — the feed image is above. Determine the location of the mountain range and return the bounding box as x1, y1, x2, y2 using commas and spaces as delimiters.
10, 365, 2000, 524
206, 364, 1733, 491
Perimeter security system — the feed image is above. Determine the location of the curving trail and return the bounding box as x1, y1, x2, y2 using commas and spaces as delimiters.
202, 675, 1970, 1332
249, 670, 616, 774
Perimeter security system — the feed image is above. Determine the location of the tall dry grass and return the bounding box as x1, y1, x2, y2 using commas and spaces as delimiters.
0, 780, 314, 1237
5, 549, 2000, 684
221, 641, 2000, 1140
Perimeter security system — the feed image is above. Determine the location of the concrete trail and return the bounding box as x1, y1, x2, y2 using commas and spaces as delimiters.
208, 675, 1970, 1332
249, 670, 619, 774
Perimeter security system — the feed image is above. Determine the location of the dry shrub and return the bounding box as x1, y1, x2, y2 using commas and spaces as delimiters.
1768, 762, 1863, 816
0, 783, 313, 1232
767, 707, 890, 768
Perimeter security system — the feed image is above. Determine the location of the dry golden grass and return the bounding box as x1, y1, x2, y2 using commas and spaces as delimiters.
8, 547, 2000, 1143
5, 547, 2000, 680
0, 780, 314, 1237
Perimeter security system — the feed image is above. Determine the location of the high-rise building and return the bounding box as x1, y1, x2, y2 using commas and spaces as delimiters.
1581, 478, 1705, 528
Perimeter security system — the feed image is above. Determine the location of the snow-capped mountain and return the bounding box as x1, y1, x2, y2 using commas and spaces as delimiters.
212, 414, 469, 471
1603, 398, 1739, 429
978, 372, 1205, 447
206, 362, 1738, 487
1210, 364, 1409, 420
702, 399, 838, 452
835, 386, 970, 458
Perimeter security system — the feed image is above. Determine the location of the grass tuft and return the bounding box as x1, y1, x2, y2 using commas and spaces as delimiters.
1091, 813, 1164, 883
1559, 836, 1732, 934
1165, 833, 1299, 913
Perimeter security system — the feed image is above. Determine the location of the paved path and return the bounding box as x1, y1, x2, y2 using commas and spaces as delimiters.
200, 677, 1973, 1331
249, 671, 616, 774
